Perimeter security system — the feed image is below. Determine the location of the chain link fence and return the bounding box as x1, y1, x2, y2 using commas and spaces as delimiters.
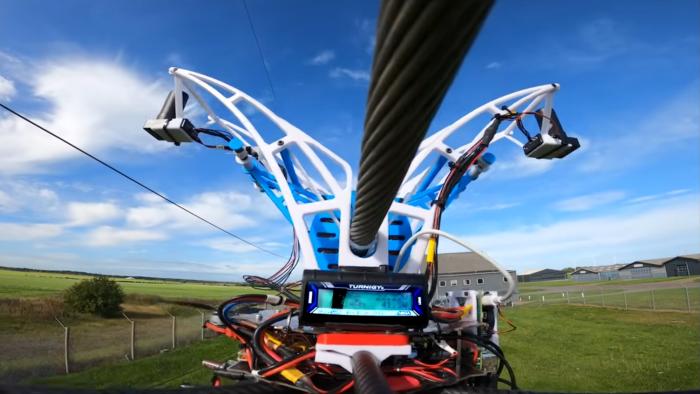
516, 286, 700, 312
0, 310, 217, 384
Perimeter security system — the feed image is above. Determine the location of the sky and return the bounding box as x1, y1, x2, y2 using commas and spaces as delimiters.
0, 0, 698, 281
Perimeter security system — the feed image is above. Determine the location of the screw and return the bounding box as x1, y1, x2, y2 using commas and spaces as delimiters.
446, 148, 453, 154
277, 140, 284, 146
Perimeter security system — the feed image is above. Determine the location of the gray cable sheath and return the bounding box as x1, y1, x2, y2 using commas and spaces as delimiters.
350, 0, 494, 250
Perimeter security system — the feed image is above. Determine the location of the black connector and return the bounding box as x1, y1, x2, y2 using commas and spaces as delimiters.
523, 109, 580, 159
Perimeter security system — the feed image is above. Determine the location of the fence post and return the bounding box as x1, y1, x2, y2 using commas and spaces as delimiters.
123, 313, 135, 360
685, 288, 691, 312
566, 291, 570, 304
167, 312, 176, 349
55, 318, 70, 374
528, 295, 531, 301
623, 291, 628, 311
651, 289, 656, 310
582, 292, 586, 305
201, 312, 205, 341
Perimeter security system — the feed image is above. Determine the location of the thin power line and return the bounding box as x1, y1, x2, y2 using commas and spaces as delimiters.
0, 102, 285, 259
241, 0, 278, 102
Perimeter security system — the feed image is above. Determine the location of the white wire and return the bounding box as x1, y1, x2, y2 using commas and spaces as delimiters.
395, 229, 515, 300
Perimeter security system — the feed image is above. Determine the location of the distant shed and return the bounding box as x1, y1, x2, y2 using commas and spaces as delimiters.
571, 264, 625, 281
618, 258, 669, 279
663, 254, 700, 277
517, 268, 566, 283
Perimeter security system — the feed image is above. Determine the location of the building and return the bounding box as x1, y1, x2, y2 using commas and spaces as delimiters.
618, 254, 700, 279
517, 268, 566, 283
436, 252, 516, 298
571, 264, 625, 281
663, 254, 700, 276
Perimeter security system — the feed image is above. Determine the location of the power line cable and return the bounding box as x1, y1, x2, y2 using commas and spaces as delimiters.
0, 102, 285, 259
241, 0, 278, 103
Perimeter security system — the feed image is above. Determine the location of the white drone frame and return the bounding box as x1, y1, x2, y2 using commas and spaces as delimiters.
167, 68, 559, 273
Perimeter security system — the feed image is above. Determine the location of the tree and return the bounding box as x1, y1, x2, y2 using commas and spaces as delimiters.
64, 276, 124, 317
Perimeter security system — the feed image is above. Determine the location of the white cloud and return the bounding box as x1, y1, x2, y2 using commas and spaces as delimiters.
0, 222, 63, 241
452, 194, 700, 270
485, 62, 502, 70
200, 236, 287, 254
66, 201, 121, 226
487, 153, 555, 179
577, 83, 699, 173
554, 191, 626, 212
308, 50, 335, 65
0, 75, 16, 100
125, 190, 274, 231
0, 179, 60, 214
626, 189, 690, 204
0, 55, 171, 173
330, 67, 370, 82
85, 225, 166, 246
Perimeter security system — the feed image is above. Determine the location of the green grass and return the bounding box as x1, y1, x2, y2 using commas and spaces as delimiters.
30, 336, 238, 389
520, 287, 700, 312
25, 304, 700, 392
502, 304, 700, 392
0, 268, 265, 301
518, 276, 695, 293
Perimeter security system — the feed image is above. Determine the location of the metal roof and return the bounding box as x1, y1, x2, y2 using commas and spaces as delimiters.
573, 264, 626, 274
438, 252, 513, 274
520, 268, 563, 276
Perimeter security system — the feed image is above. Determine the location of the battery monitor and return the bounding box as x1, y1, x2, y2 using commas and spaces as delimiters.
300, 270, 429, 328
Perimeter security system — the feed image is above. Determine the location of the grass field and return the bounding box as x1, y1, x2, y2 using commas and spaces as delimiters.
28, 304, 700, 392
31, 336, 238, 389
519, 284, 700, 312
518, 276, 694, 293
501, 304, 700, 392
0, 268, 265, 301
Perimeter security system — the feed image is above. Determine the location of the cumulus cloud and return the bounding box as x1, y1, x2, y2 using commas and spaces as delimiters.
485, 61, 502, 70
66, 201, 121, 226
0, 222, 63, 241
451, 194, 700, 270
308, 50, 335, 65
0, 55, 171, 173
84, 226, 166, 246
0, 75, 16, 100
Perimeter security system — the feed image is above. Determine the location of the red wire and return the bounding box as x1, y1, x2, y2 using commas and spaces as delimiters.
260, 351, 316, 378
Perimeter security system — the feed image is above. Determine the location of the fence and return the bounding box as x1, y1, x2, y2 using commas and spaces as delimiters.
516, 286, 700, 312
0, 310, 218, 384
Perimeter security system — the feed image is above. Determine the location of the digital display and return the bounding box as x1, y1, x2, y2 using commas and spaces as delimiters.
312, 288, 417, 317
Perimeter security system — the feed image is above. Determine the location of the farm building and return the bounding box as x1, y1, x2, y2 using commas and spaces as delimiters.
516, 268, 566, 282
618, 254, 700, 279
436, 252, 517, 298
571, 264, 625, 281
662, 254, 700, 276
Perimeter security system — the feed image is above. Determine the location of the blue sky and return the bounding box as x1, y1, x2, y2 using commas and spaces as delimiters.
0, 0, 698, 281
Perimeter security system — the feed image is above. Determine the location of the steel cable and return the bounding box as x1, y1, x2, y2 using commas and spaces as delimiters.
350, 0, 494, 249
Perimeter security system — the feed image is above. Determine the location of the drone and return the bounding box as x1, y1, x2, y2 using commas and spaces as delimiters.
143, 2, 580, 392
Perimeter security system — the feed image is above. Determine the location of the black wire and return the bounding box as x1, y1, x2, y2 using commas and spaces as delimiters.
253, 309, 298, 366
241, 0, 278, 103
0, 102, 285, 259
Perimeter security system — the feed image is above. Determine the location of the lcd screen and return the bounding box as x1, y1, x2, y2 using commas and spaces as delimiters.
312, 288, 416, 317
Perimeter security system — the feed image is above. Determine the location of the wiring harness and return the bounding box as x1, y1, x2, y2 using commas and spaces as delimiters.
202, 291, 518, 393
